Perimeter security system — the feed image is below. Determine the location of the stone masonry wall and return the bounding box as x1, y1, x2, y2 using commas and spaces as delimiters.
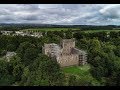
60, 39, 75, 55
43, 38, 87, 67
57, 54, 79, 67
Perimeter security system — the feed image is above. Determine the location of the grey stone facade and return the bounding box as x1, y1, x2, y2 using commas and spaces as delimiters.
42, 38, 87, 67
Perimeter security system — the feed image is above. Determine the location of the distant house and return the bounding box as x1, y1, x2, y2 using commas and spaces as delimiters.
5, 52, 16, 62
15, 31, 27, 36
1, 30, 43, 38
14, 31, 43, 38
42, 38, 87, 67
32, 32, 43, 38
1, 31, 13, 35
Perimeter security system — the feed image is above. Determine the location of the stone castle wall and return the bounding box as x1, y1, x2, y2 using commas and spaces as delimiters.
43, 38, 87, 67
60, 38, 75, 55
56, 54, 79, 67
43, 44, 51, 56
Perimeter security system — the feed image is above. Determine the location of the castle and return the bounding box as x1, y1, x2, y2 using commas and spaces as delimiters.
42, 38, 87, 67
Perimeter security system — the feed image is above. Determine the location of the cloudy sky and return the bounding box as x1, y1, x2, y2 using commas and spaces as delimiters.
0, 4, 120, 25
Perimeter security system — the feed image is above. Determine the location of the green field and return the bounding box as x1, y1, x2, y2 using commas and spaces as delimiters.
62, 65, 90, 76
21, 28, 79, 32
21, 28, 120, 34
83, 30, 120, 33
62, 64, 103, 86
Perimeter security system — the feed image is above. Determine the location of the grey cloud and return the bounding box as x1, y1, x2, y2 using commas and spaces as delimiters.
20, 15, 39, 20
99, 5, 120, 19
0, 4, 120, 25
17, 4, 40, 11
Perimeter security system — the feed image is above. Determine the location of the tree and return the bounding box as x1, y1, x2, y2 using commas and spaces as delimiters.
23, 48, 38, 66
102, 42, 116, 53
68, 75, 77, 86
106, 57, 120, 86
97, 32, 108, 41
36, 54, 65, 86
73, 31, 87, 40
110, 37, 120, 47
0, 59, 8, 77
0, 58, 15, 86
0, 50, 7, 57
7, 44, 16, 51
87, 38, 102, 64
8, 55, 22, 75
110, 31, 119, 38
13, 64, 24, 81
53, 31, 64, 38
76, 38, 89, 50
19, 66, 30, 86
0, 31, 2, 35
65, 30, 73, 39
114, 46, 120, 57
16, 42, 36, 59
21, 54, 65, 86
87, 37, 120, 85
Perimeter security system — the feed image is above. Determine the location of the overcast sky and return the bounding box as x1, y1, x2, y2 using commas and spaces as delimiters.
0, 4, 120, 25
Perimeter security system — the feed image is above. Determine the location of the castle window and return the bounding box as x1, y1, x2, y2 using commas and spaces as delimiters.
79, 55, 83, 61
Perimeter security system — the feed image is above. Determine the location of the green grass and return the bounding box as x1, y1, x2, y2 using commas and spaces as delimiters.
21, 28, 120, 34
83, 30, 120, 33
62, 65, 90, 76
62, 64, 102, 86
62, 64, 92, 80
21, 28, 79, 32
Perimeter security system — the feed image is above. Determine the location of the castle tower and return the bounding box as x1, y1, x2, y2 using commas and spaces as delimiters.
60, 38, 75, 55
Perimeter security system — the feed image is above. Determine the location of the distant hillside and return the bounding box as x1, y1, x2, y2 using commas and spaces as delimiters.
0, 23, 120, 31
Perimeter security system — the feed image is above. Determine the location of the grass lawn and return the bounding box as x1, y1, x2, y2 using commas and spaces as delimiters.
83, 30, 120, 33
62, 65, 90, 76
21, 28, 79, 32
62, 64, 92, 80
21, 28, 120, 33
62, 64, 102, 86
